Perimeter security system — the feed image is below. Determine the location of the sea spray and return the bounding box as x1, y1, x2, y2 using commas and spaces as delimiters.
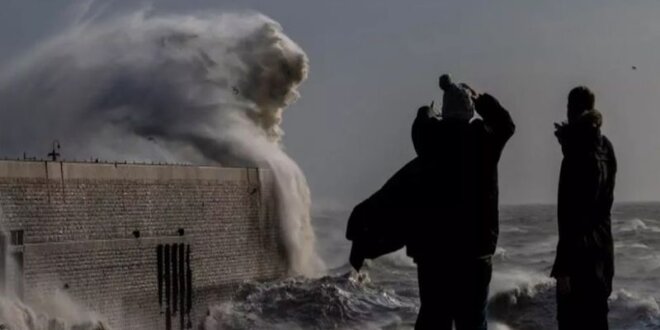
0, 290, 110, 330
0, 11, 324, 276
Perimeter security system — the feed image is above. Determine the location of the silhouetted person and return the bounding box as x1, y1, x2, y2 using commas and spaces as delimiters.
409, 74, 515, 330
551, 86, 616, 330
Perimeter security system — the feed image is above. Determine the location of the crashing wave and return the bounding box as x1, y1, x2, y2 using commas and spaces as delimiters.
203, 272, 418, 330
609, 289, 660, 328
0, 292, 110, 330
0, 11, 323, 277
489, 279, 660, 330
615, 219, 660, 234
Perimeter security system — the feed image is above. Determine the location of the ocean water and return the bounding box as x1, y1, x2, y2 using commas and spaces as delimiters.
207, 203, 660, 330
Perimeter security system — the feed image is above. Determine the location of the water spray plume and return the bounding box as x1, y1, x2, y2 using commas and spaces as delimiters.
0, 11, 323, 282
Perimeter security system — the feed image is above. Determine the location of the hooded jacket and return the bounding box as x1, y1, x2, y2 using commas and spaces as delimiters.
551, 109, 616, 295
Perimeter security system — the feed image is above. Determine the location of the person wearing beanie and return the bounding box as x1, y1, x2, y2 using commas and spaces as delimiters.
408, 74, 515, 330
346, 73, 514, 329
412, 74, 478, 160
439, 74, 477, 121
552, 86, 616, 330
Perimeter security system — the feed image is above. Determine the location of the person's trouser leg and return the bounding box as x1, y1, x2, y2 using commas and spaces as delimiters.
454, 257, 492, 330
415, 262, 452, 330
557, 276, 610, 330
557, 283, 578, 330
586, 300, 609, 330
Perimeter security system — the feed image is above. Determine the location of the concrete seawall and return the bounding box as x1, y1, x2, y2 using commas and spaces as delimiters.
0, 160, 287, 329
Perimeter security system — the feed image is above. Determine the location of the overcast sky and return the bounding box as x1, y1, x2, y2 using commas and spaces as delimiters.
1, 0, 659, 207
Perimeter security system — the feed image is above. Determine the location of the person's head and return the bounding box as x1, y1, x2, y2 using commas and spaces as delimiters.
439, 74, 476, 122
567, 86, 595, 122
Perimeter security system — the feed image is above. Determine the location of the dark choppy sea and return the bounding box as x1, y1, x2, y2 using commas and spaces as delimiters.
208, 203, 660, 330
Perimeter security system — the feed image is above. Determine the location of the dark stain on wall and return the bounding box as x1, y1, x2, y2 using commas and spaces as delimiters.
186, 245, 193, 329
157, 243, 193, 329
164, 244, 171, 312
179, 243, 186, 330
157, 245, 163, 308
172, 243, 178, 315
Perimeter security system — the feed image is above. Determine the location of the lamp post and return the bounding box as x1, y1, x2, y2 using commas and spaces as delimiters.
47, 140, 61, 161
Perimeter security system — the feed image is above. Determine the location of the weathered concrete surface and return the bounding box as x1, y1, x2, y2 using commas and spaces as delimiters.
0, 160, 286, 329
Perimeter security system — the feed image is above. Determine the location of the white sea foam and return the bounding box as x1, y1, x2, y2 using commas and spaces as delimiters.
0, 291, 110, 330
489, 269, 554, 299
616, 218, 660, 233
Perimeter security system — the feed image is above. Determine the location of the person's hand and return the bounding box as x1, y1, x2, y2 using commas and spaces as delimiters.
350, 254, 363, 272
349, 246, 364, 272
554, 122, 567, 140
474, 93, 498, 117
554, 122, 567, 130
460, 83, 479, 102
475, 93, 496, 107
417, 106, 431, 119
556, 276, 571, 295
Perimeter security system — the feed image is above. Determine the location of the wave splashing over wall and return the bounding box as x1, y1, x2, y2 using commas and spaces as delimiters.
0, 291, 110, 330
0, 11, 323, 277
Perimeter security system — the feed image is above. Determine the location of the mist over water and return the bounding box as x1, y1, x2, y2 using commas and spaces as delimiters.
0, 291, 109, 330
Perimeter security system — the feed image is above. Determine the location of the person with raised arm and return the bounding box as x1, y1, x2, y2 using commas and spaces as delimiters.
552, 86, 616, 330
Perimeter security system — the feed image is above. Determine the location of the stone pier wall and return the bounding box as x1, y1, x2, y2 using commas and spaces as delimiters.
0, 160, 287, 329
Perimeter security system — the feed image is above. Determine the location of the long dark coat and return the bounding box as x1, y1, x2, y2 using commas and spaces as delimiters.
551, 110, 617, 296
346, 94, 514, 269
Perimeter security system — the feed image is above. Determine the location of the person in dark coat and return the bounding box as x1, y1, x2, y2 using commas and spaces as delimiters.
345, 74, 514, 330
551, 86, 617, 330
409, 74, 515, 330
